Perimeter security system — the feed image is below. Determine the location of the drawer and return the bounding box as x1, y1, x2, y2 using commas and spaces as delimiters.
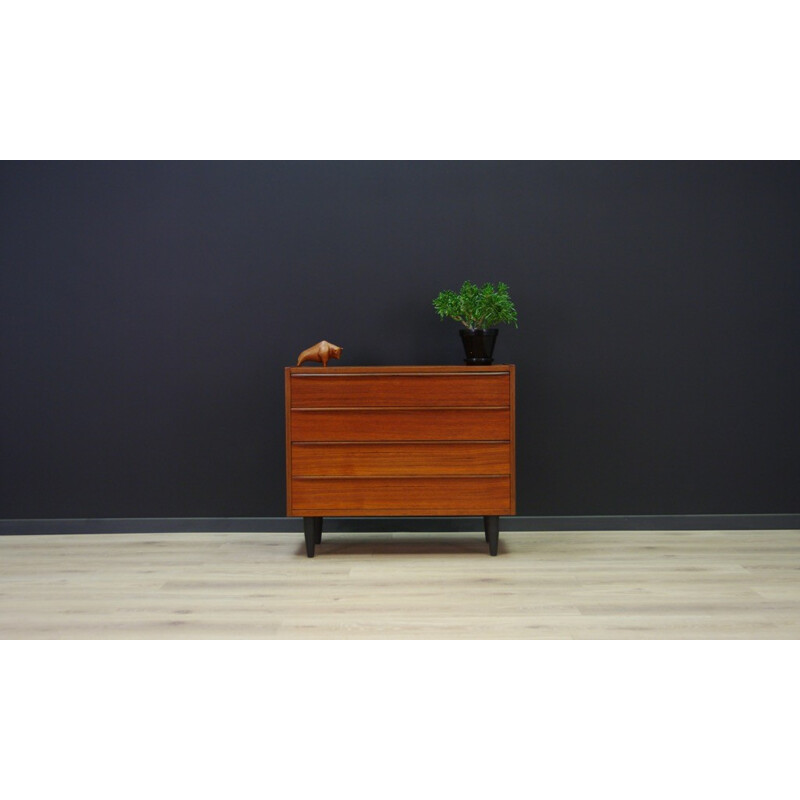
290, 408, 510, 442
290, 476, 512, 515
292, 442, 511, 477
290, 373, 510, 408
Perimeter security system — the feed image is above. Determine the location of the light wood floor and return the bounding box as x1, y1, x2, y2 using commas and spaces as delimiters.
1, 529, 798, 639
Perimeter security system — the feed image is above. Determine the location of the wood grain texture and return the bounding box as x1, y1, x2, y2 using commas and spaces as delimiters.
292, 477, 512, 515
2, 529, 799, 639
290, 373, 510, 408
291, 408, 511, 442
285, 365, 515, 521
292, 442, 512, 477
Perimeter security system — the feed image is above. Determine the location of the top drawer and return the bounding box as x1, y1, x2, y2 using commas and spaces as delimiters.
290, 372, 510, 408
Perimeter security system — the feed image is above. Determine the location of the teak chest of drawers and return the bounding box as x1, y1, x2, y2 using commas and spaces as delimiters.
285, 365, 516, 556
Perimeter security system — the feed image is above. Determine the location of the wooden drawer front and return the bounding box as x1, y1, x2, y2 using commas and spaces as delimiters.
290, 373, 510, 408
292, 442, 511, 477
291, 477, 512, 515
291, 408, 510, 442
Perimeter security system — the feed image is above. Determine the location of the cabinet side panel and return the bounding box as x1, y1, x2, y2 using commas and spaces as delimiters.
285, 368, 292, 515
510, 364, 516, 514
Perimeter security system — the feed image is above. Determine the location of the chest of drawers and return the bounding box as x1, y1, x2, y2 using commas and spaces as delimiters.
285, 365, 515, 556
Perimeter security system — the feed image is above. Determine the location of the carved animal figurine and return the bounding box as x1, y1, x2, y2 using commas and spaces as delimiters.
296, 340, 343, 367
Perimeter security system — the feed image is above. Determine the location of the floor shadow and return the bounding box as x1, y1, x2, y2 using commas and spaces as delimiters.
295, 535, 503, 557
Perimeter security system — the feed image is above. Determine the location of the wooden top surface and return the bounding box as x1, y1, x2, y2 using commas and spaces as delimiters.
287, 365, 514, 375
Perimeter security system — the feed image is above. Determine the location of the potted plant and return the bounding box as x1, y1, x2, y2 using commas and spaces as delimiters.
432, 281, 518, 364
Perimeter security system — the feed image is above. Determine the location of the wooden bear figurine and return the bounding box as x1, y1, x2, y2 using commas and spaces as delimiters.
296, 340, 343, 367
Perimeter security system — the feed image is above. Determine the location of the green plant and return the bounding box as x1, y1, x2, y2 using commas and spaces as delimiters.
432, 281, 518, 331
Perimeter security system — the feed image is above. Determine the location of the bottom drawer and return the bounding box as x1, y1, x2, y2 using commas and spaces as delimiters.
290, 476, 512, 516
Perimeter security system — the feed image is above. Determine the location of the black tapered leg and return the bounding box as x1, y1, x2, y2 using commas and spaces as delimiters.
314, 517, 323, 544
483, 515, 499, 556
303, 517, 317, 558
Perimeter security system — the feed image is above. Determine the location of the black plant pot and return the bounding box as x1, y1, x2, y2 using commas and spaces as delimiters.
460, 328, 499, 365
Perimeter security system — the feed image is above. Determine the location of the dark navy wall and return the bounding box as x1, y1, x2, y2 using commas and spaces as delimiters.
1, 161, 798, 518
